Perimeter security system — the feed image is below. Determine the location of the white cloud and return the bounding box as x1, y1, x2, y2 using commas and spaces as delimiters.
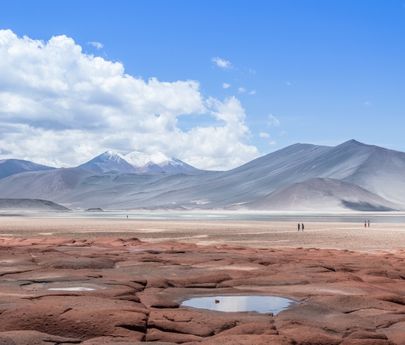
259, 132, 276, 145
268, 114, 280, 127
238, 87, 256, 95
212, 56, 232, 69
0, 29, 258, 170
259, 132, 270, 139
88, 41, 103, 49
222, 82, 231, 89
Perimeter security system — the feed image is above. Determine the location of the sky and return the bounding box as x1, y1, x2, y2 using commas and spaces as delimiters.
0, 0, 404, 170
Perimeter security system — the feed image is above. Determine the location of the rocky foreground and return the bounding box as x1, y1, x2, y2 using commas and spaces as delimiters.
0, 237, 403, 345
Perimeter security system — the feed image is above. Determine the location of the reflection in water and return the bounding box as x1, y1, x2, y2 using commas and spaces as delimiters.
181, 295, 294, 314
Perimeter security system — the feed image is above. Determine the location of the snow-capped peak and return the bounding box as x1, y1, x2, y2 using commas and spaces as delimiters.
99, 150, 126, 162
124, 150, 199, 174
78, 150, 135, 174
125, 151, 180, 168
78, 150, 200, 175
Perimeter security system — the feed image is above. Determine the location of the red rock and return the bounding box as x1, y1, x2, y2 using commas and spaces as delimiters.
0, 296, 147, 340
278, 324, 342, 345
340, 340, 394, 345
276, 304, 371, 333
145, 328, 202, 343
0, 236, 404, 344
81, 336, 175, 344
346, 331, 388, 340
380, 321, 405, 345
148, 308, 269, 338
0, 330, 80, 345
196, 334, 292, 345
40, 256, 116, 269
215, 321, 277, 336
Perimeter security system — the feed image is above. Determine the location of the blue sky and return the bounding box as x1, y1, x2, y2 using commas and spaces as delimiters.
0, 0, 404, 169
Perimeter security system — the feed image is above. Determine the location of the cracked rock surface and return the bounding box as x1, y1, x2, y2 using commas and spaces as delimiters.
0, 237, 403, 344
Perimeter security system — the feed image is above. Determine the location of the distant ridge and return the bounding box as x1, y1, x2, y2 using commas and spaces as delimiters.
0, 159, 54, 179
0, 140, 404, 211
0, 198, 70, 211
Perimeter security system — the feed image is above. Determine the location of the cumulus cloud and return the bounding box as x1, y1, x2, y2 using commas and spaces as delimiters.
0, 29, 258, 170
222, 82, 231, 89
212, 56, 232, 69
88, 41, 103, 49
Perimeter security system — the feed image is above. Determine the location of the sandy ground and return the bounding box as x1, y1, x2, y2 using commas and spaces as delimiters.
0, 216, 404, 251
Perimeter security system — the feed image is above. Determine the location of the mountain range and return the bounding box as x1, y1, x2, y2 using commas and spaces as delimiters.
0, 140, 404, 212
78, 150, 201, 175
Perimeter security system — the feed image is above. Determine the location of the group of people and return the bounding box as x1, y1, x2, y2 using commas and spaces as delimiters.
364, 220, 371, 228
297, 223, 305, 231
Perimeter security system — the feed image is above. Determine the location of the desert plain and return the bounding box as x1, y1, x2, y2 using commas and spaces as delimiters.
0, 215, 404, 344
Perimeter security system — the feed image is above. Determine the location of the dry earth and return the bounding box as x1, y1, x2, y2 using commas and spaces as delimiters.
1, 217, 405, 250
0, 233, 403, 344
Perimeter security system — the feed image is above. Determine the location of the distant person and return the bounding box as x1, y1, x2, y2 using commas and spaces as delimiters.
364, 221, 367, 228
301, 223, 305, 231
298, 223, 301, 231
368, 220, 370, 228
126, 215, 128, 219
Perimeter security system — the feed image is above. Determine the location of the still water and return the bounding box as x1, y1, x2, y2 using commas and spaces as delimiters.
181, 295, 295, 314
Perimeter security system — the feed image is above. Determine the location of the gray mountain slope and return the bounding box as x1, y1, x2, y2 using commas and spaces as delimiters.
0, 167, 210, 209
0, 198, 69, 211
0, 140, 404, 210
0, 168, 93, 204
338, 142, 405, 204
180, 139, 405, 208
0, 159, 54, 179
62, 172, 216, 209
246, 178, 398, 211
